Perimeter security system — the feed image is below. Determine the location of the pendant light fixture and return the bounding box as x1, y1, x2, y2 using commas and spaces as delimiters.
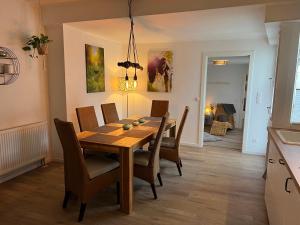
118, 0, 143, 89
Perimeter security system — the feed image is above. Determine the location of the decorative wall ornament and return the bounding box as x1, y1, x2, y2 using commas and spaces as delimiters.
147, 50, 173, 92
0, 47, 20, 85
85, 44, 105, 93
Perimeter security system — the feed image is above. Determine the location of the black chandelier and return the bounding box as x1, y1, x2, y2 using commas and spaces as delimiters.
117, 0, 143, 88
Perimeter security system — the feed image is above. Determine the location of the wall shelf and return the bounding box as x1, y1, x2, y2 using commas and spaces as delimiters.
0, 47, 20, 85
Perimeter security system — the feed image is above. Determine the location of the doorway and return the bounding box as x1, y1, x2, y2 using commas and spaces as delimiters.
199, 52, 255, 153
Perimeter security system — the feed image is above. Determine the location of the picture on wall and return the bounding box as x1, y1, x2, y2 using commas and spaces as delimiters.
85, 44, 105, 93
147, 50, 173, 92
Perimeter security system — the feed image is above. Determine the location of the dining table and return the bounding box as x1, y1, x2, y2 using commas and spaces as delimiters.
77, 115, 176, 214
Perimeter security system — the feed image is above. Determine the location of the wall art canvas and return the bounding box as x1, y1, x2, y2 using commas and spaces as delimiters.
147, 50, 173, 92
85, 44, 105, 93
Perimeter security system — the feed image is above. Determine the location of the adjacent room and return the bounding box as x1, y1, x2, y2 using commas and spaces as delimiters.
1, 0, 300, 225
204, 56, 250, 151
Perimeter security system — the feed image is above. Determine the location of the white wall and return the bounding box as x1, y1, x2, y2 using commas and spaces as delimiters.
127, 39, 276, 155
206, 64, 249, 129
0, 0, 48, 131
63, 25, 124, 135
272, 22, 300, 129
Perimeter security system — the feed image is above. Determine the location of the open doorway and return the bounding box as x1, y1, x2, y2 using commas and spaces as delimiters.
202, 55, 250, 151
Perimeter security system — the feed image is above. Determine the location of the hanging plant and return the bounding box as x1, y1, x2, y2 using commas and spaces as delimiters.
22, 34, 52, 58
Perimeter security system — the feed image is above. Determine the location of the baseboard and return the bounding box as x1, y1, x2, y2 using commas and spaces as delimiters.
0, 161, 42, 184
50, 157, 63, 163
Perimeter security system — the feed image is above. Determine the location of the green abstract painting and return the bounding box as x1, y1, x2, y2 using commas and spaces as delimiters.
85, 44, 105, 93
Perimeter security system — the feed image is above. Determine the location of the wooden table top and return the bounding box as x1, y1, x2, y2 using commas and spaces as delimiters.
77, 116, 176, 150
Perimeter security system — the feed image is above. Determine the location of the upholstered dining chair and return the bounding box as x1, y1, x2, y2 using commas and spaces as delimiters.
101, 103, 119, 124
153, 106, 189, 176
76, 106, 103, 157
54, 118, 120, 222
76, 106, 99, 131
133, 112, 169, 199
150, 100, 169, 117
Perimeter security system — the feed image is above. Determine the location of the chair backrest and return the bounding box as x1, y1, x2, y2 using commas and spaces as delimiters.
175, 106, 190, 147
101, 103, 119, 124
54, 118, 89, 192
150, 100, 169, 117
148, 112, 169, 171
76, 106, 99, 131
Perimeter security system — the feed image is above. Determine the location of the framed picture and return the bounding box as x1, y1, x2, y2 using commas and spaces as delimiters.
147, 50, 173, 92
85, 44, 105, 93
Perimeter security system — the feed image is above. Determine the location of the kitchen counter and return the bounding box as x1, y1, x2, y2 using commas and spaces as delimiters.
269, 127, 300, 192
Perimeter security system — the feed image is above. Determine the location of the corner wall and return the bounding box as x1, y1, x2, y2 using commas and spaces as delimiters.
0, 0, 48, 131
272, 22, 300, 130
63, 25, 124, 136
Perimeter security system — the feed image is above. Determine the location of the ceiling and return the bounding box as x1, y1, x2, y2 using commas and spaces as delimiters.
67, 5, 268, 44
208, 56, 250, 65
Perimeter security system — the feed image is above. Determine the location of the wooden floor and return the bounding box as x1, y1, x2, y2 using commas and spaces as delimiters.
204, 129, 244, 151
0, 146, 268, 225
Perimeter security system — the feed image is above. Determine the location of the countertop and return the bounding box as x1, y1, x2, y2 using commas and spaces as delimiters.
269, 127, 300, 192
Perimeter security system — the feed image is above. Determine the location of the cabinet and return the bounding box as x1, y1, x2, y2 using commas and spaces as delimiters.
265, 139, 300, 225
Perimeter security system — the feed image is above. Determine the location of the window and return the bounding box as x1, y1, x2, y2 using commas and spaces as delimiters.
291, 36, 300, 123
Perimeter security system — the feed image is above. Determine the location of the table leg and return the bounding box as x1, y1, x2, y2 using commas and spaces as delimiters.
170, 125, 176, 138
119, 148, 133, 214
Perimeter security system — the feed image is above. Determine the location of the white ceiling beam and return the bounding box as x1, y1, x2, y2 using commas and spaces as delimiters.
265, 1, 300, 23
42, 0, 292, 25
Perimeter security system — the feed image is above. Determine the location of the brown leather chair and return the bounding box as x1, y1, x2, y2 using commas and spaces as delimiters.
76, 106, 104, 156
133, 112, 169, 199
76, 106, 99, 131
101, 103, 119, 124
54, 118, 120, 222
154, 106, 189, 176
150, 100, 169, 117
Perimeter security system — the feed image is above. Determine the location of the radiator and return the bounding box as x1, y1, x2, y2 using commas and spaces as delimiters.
0, 121, 49, 176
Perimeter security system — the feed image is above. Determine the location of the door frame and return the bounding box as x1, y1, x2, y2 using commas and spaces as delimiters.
199, 50, 255, 153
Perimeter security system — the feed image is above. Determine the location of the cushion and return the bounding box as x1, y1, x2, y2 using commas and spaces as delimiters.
134, 150, 151, 166
150, 137, 176, 148
85, 156, 119, 179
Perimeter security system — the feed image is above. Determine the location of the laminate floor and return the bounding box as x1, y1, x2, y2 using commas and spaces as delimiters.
0, 146, 268, 225
204, 129, 243, 151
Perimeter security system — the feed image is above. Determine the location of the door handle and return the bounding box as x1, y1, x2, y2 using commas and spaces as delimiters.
279, 159, 285, 165
285, 178, 292, 194
268, 159, 275, 163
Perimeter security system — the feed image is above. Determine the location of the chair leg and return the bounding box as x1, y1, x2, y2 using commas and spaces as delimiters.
150, 183, 158, 199
176, 162, 182, 176
179, 159, 183, 167
62, 191, 71, 209
116, 181, 120, 204
78, 203, 87, 222
157, 173, 163, 186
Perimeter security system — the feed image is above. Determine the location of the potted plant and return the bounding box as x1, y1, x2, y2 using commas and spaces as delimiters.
22, 34, 52, 58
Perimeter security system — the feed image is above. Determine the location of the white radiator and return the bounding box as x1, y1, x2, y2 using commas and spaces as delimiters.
0, 121, 48, 176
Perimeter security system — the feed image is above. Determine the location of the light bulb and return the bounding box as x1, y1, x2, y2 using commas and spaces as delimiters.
133, 72, 137, 89
133, 80, 137, 89
125, 72, 129, 90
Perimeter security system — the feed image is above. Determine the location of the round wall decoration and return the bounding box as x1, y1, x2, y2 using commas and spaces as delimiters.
0, 47, 20, 85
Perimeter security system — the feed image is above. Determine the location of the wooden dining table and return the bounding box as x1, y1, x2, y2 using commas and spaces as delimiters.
77, 115, 176, 214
